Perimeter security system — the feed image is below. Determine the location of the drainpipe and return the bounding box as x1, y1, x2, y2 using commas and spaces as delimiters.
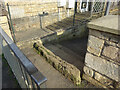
104, 0, 111, 16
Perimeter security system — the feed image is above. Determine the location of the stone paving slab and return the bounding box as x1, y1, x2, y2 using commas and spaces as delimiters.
15, 28, 54, 43
88, 15, 120, 35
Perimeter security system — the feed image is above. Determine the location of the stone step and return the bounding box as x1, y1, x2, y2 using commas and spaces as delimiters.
44, 43, 84, 70
54, 21, 68, 28
46, 25, 57, 31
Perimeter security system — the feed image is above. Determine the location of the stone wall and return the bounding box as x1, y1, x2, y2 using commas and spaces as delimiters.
3, 1, 76, 32
84, 15, 120, 88
40, 23, 88, 44
0, 16, 13, 40
33, 42, 81, 85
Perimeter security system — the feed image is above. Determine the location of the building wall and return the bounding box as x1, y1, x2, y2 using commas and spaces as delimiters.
2, 1, 76, 32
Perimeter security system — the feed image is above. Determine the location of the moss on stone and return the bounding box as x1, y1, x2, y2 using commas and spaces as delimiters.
53, 64, 58, 70
33, 42, 81, 86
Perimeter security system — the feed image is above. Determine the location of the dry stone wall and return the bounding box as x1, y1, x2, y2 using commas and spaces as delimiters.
33, 42, 81, 85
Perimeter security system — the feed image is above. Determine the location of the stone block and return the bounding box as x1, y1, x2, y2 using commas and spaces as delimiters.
85, 52, 120, 82
102, 46, 120, 63
0, 16, 8, 24
88, 15, 120, 35
87, 35, 104, 56
110, 36, 119, 43
33, 43, 81, 85
116, 82, 120, 88
10, 6, 25, 19
89, 29, 108, 40
117, 42, 120, 48
94, 72, 114, 87
89, 29, 120, 43
83, 66, 94, 77
106, 41, 117, 47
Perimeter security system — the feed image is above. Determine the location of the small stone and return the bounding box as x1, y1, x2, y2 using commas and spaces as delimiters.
116, 82, 120, 88
117, 42, 120, 48
94, 72, 114, 87
89, 29, 109, 40
102, 46, 119, 60
110, 36, 119, 43
106, 41, 116, 47
83, 66, 94, 77
85, 53, 120, 82
89, 29, 102, 38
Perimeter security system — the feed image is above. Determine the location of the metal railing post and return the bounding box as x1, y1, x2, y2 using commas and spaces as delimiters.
0, 33, 2, 90
7, 3, 16, 43
0, 33, 2, 55
90, 0, 94, 18
104, 0, 111, 15
0, 26, 47, 88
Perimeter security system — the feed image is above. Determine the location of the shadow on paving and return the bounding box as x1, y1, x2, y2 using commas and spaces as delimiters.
44, 36, 88, 75
2, 54, 21, 89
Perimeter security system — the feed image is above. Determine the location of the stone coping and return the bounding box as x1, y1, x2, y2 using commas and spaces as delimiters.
87, 15, 120, 35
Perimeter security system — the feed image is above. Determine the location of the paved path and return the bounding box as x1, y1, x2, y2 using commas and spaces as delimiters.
19, 42, 79, 88
2, 55, 20, 88
44, 37, 88, 71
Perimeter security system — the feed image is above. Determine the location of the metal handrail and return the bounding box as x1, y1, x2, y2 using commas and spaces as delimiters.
0, 26, 47, 88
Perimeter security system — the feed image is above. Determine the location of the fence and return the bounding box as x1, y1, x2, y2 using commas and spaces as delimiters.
109, 1, 119, 15
0, 26, 47, 88
91, 0, 105, 14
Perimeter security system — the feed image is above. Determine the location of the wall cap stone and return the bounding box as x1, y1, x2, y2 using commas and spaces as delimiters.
88, 15, 120, 35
